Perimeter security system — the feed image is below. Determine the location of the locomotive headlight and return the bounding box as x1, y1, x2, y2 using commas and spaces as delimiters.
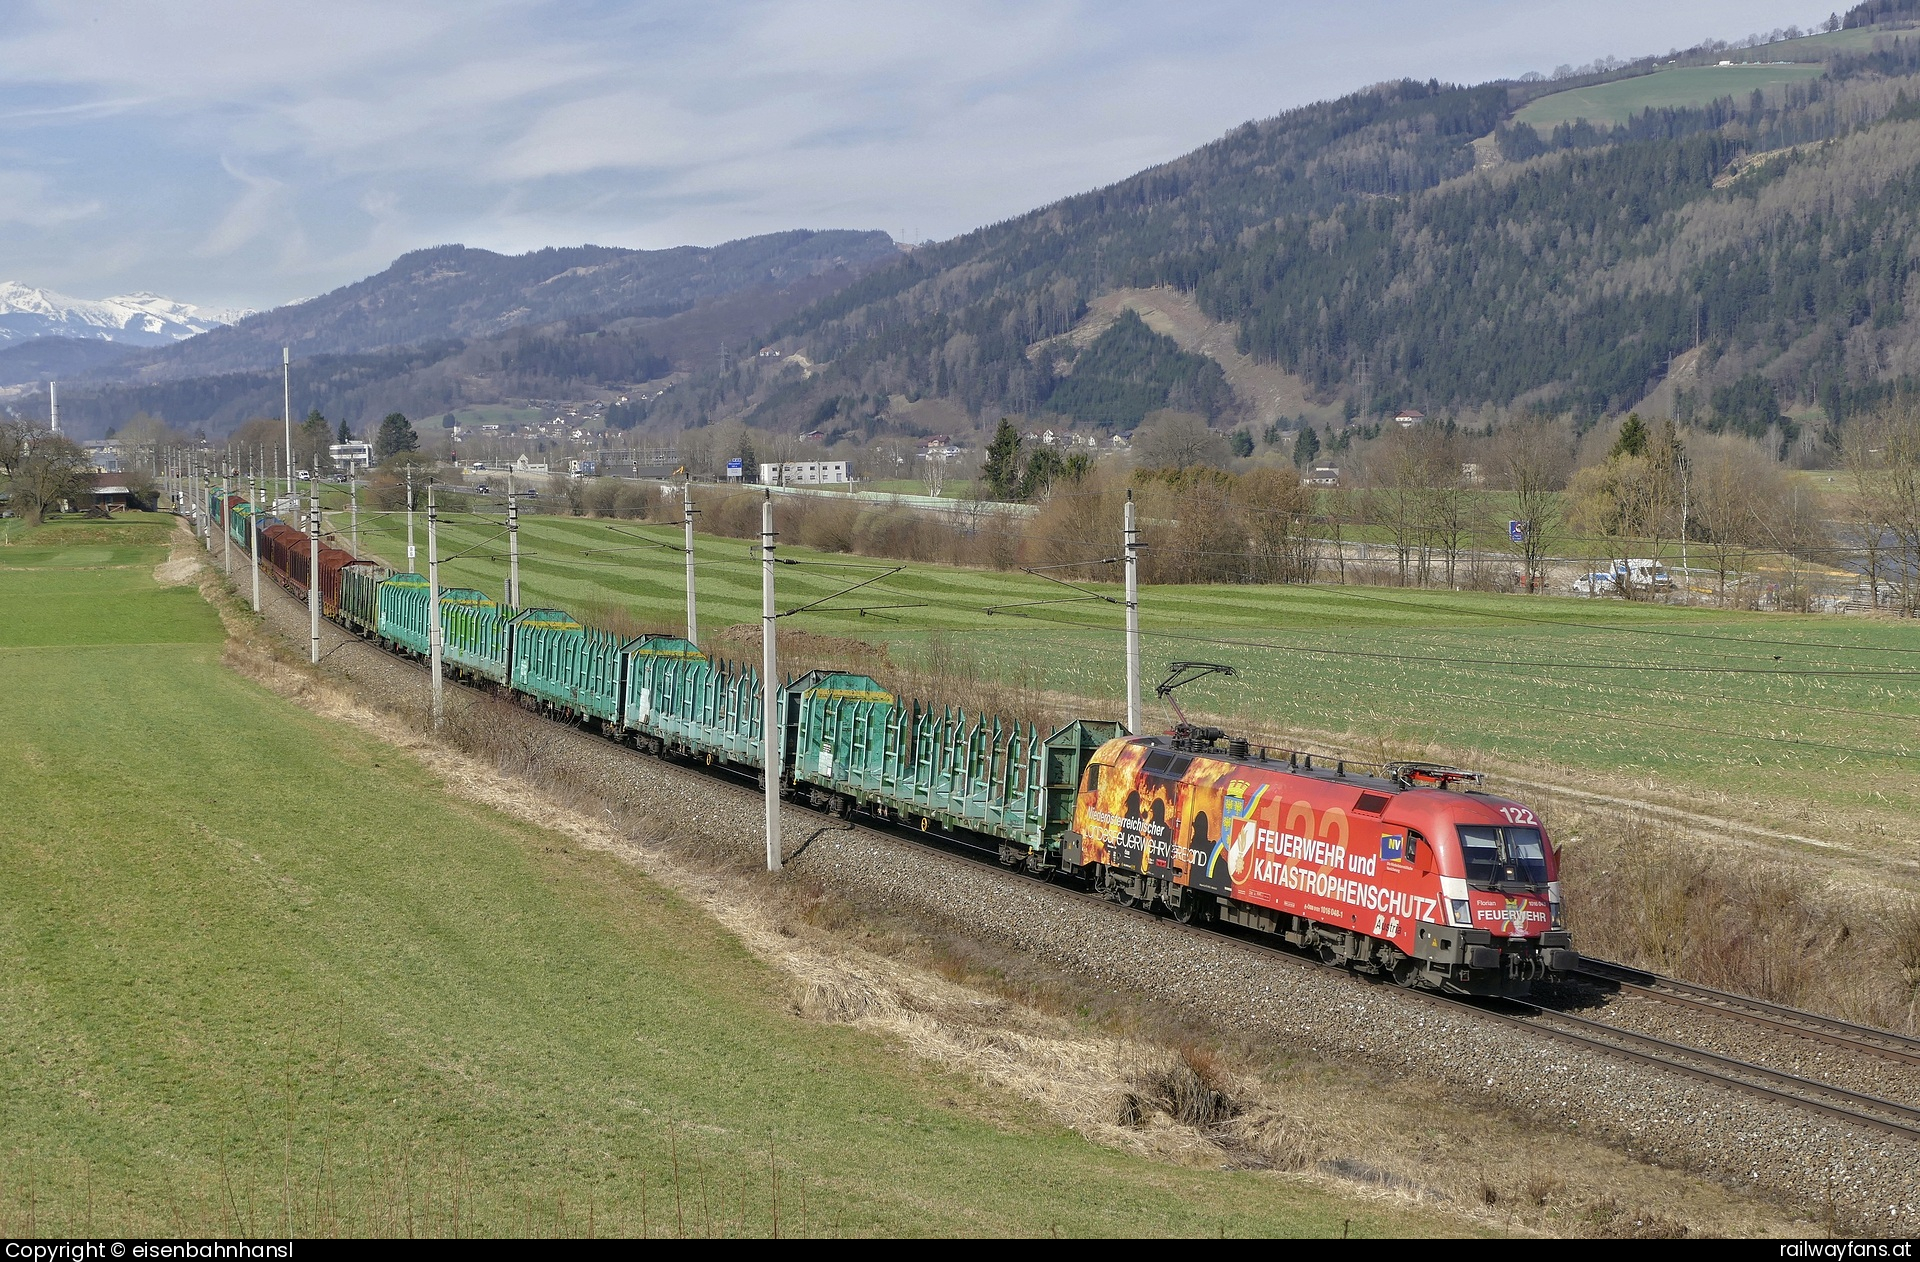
1449, 899, 1471, 927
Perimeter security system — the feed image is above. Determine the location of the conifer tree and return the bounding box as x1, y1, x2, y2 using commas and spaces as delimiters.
983, 418, 1024, 500
374, 412, 418, 463
1292, 425, 1321, 468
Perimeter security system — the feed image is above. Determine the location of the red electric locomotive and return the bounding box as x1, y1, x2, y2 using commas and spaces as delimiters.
1064, 726, 1576, 996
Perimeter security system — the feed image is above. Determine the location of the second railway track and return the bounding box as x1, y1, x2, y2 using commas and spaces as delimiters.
1576, 957, 1920, 1067
280, 563, 1920, 1151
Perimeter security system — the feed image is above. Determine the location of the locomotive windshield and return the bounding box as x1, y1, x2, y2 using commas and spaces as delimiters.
1456, 826, 1550, 888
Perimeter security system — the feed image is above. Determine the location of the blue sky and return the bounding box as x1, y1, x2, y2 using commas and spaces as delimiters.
0, 1, 1821, 312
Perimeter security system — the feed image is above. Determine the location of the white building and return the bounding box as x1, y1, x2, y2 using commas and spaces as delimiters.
759, 460, 851, 486
329, 440, 374, 473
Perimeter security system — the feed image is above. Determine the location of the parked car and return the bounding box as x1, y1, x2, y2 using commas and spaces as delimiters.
1571, 573, 1617, 597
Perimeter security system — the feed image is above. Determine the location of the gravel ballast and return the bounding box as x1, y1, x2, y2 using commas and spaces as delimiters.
221, 540, 1920, 1232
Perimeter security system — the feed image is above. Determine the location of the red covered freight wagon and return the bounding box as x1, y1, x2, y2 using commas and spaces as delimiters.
258, 521, 309, 595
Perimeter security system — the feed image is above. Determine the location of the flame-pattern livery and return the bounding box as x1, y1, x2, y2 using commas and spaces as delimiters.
1070, 736, 1576, 995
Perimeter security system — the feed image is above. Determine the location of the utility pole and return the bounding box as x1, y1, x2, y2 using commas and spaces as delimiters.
349, 470, 359, 556
282, 346, 293, 484
1124, 491, 1141, 735
762, 491, 781, 872
1678, 457, 1692, 605
48, 380, 57, 434
405, 465, 417, 571
428, 480, 444, 731
249, 469, 261, 614
506, 470, 520, 606
683, 475, 698, 644
307, 478, 321, 665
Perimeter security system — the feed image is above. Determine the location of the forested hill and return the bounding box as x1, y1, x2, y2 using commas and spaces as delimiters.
635, 10, 1920, 440
94, 229, 899, 386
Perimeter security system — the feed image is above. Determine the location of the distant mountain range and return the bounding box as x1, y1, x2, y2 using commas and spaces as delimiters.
27, 230, 900, 436
0, 282, 247, 346
97, 229, 900, 386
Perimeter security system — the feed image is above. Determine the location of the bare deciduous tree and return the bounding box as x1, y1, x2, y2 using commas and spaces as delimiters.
0, 422, 92, 526
1133, 410, 1230, 473
1491, 419, 1570, 593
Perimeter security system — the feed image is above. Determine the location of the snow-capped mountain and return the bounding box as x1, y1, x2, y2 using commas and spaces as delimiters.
0, 282, 250, 346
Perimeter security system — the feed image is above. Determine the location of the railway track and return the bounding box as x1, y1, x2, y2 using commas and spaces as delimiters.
283, 573, 1920, 1150
1575, 957, 1920, 1068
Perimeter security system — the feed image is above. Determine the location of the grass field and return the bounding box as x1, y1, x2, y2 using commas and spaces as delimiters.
331, 505, 1920, 846
0, 517, 1453, 1237
1514, 64, 1827, 129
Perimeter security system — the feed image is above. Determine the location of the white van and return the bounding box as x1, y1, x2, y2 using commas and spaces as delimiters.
1610, 558, 1672, 589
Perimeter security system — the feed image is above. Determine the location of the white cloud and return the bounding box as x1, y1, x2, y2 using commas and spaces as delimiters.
0, 0, 1825, 308
0, 167, 98, 226
195, 158, 286, 257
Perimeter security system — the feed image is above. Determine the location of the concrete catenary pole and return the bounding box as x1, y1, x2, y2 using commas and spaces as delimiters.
221, 460, 234, 576
48, 380, 57, 434
1124, 490, 1142, 735
683, 475, 698, 645
405, 465, 417, 571
349, 470, 359, 557
762, 491, 781, 872
427, 480, 444, 731
307, 478, 321, 665
248, 470, 261, 614
282, 347, 293, 485
506, 470, 520, 606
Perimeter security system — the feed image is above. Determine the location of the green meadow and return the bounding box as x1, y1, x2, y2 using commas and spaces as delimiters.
0, 516, 1453, 1237
339, 506, 1920, 834
1514, 64, 1827, 129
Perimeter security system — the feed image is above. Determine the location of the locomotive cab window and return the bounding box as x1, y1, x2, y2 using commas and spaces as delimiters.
1084, 763, 1105, 794
1456, 826, 1549, 888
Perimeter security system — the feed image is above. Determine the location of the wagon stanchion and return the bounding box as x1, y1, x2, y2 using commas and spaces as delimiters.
763, 491, 781, 872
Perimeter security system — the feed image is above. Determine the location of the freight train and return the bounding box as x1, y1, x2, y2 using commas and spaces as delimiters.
214, 491, 1578, 997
